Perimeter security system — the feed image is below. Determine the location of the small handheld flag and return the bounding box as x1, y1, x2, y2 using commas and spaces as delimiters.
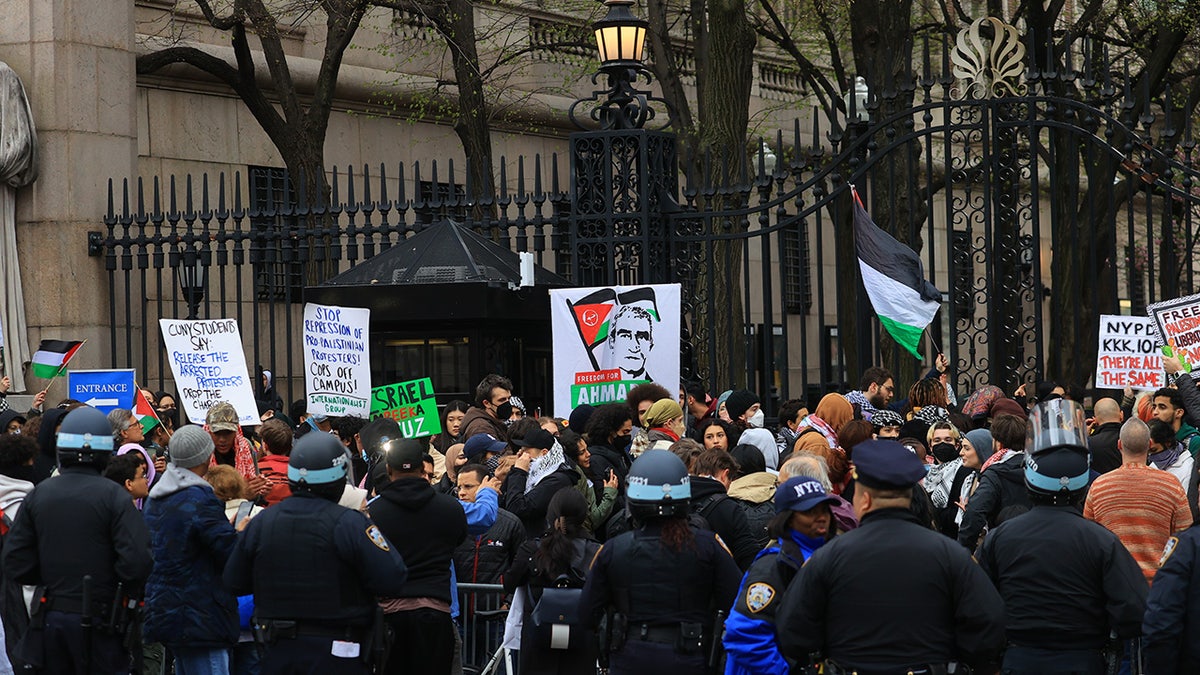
30, 340, 84, 380
852, 189, 942, 359
133, 386, 161, 434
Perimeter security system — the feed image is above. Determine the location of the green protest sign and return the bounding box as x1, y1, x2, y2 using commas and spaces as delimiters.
370, 377, 442, 438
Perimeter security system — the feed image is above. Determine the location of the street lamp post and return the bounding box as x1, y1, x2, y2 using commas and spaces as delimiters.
177, 250, 207, 320
843, 76, 875, 372
567, 0, 678, 287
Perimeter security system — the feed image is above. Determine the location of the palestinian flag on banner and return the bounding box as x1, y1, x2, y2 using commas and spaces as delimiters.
30, 339, 84, 379
569, 287, 661, 369
852, 189, 942, 359
134, 387, 160, 434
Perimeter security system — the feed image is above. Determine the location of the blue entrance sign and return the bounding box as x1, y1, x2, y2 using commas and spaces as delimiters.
67, 369, 137, 414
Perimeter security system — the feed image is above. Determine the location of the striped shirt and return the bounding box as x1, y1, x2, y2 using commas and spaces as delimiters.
1084, 463, 1193, 583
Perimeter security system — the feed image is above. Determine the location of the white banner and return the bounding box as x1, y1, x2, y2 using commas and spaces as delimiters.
1095, 314, 1163, 390
303, 303, 371, 418
550, 283, 680, 416
159, 318, 259, 426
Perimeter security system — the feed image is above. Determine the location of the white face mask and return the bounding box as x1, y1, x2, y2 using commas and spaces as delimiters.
748, 409, 766, 428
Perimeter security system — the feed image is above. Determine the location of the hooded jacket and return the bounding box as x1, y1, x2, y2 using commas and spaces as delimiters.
502, 464, 578, 538
956, 452, 1032, 551
728, 471, 777, 550
460, 406, 508, 443
31, 407, 67, 484
691, 476, 762, 570
142, 465, 239, 648
1088, 421, 1124, 475
368, 476, 467, 604
739, 428, 780, 470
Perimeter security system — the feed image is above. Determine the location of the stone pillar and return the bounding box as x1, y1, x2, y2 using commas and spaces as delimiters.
0, 0, 137, 384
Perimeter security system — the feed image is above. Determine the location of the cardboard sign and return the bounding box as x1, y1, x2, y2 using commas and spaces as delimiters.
1149, 292, 1200, 379
549, 284, 681, 415
303, 303, 371, 418
67, 369, 136, 413
1095, 315, 1164, 390
159, 318, 259, 425
370, 377, 441, 438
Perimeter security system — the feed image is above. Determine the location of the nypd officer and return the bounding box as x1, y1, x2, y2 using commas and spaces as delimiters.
723, 477, 839, 675
223, 431, 408, 674
580, 449, 742, 675
1144, 524, 1200, 673
2, 406, 154, 673
976, 400, 1146, 674
776, 439, 1006, 674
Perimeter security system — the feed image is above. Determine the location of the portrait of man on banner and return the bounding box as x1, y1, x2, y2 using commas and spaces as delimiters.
570, 286, 661, 383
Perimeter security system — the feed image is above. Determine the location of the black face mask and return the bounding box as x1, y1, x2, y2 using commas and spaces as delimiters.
614, 433, 632, 451
494, 402, 514, 420
931, 442, 959, 464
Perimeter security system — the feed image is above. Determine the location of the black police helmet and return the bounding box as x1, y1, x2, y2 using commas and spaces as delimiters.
1024, 399, 1090, 504
56, 406, 116, 468
288, 431, 349, 488
626, 449, 691, 521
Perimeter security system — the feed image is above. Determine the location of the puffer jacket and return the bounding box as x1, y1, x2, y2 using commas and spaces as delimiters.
453, 507, 526, 585
142, 464, 239, 648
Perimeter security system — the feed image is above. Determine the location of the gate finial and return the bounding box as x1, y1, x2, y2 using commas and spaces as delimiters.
950, 17, 1027, 100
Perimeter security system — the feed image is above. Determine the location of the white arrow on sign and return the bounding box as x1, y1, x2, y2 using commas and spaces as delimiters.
83, 397, 120, 408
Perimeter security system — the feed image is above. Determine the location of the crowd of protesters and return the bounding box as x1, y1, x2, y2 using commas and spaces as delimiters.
2, 357, 1200, 675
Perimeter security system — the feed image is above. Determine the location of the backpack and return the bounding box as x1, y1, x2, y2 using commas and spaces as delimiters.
525, 540, 600, 650
734, 499, 774, 550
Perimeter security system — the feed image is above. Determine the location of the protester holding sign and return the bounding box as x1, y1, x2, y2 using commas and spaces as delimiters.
159, 319, 259, 426
303, 303, 371, 419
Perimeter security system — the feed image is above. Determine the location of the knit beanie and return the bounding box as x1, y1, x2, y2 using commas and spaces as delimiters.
170, 425, 215, 469
725, 389, 760, 421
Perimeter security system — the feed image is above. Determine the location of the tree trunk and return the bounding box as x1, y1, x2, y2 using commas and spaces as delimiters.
689, 0, 756, 392
441, 0, 497, 206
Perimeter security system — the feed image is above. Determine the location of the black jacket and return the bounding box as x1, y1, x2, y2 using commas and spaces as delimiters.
689, 476, 762, 570
453, 507, 526, 585
502, 465, 578, 538
977, 505, 1147, 649
776, 508, 1006, 671
1145, 524, 1200, 674
956, 453, 1032, 551
587, 443, 629, 490
368, 476, 467, 604
2, 466, 153, 613
1089, 422, 1124, 475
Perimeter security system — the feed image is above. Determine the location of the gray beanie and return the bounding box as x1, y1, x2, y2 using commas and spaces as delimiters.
170, 425, 214, 469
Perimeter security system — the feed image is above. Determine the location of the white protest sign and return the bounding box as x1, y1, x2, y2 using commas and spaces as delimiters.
1095, 314, 1164, 390
1149, 292, 1200, 379
159, 318, 259, 425
550, 283, 681, 416
303, 303, 371, 418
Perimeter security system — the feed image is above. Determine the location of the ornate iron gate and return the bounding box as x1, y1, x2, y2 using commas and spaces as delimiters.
94, 18, 1200, 415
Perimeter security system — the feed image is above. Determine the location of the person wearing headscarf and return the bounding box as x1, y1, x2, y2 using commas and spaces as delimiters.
254, 366, 284, 418
962, 385, 1004, 427
31, 406, 69, 483
790, 394, 853, 459
641, 399, 686, 454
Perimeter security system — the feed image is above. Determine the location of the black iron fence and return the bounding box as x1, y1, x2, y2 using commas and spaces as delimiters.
94, 27, 1200, 415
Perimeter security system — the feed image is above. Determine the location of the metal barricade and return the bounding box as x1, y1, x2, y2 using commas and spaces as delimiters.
458, 583, 509, 675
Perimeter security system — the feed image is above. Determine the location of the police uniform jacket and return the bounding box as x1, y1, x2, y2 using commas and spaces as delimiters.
580, 521, 742, 630
224, 491, 408, 626
1145, 525, 1200, 674
722, 536, 809, 675
2, 466, 153, 614
776, 508, 1006, 671
976, 505, 1146, 650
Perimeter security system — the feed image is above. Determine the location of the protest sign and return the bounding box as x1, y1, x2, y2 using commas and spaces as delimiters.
370, 377, 441, 438
549, 283, 681, 415
303, 303, 371, 418
1095, 315, 1164, 390
159, 319, 259, 425
1149, 292, 1200, 379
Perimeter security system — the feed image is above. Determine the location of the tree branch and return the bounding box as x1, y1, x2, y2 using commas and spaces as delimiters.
243, 0, 303, 126
194, 0, 243, 30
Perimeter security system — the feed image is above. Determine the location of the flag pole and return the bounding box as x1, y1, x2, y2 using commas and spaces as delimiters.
39, 339, 87, 397
923, 325, 941, 356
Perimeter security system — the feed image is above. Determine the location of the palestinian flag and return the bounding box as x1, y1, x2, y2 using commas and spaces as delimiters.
30, 340, 84, 379
852, 190, 942, 359
134, 387, 160, 434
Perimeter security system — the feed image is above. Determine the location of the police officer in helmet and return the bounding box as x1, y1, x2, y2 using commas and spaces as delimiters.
224, 431, 408, 674
2, 406, 154, 673
579, 449, 741, 674
976, 399, 1146, 674
775, 439, 1006, 675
